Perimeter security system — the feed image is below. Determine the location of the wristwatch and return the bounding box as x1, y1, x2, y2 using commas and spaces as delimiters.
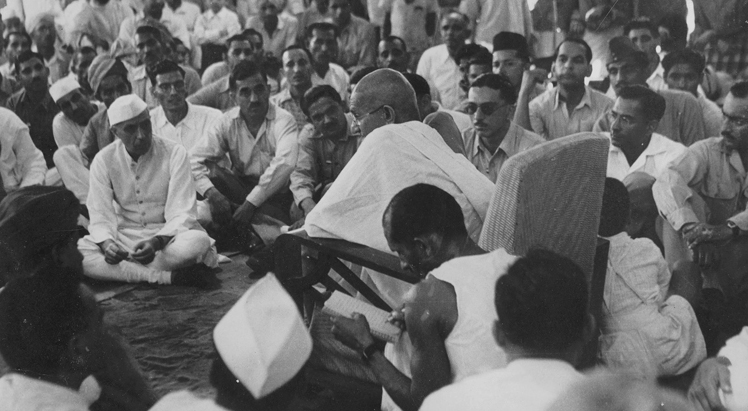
361, 343, 379, 363
727, 221, 741, 238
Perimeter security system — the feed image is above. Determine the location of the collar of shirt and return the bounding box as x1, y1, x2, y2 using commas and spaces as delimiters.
218, 76, 231, 93
436, 43, 455, 65
227, 103, 278, 135
310, 112, 358, 141
553, 86, 592, 112
272, 88, 293, 104
152, 102, 199, 131
717, 137, 748, 174
609, 132, 672, 158
473, 122, 524, 160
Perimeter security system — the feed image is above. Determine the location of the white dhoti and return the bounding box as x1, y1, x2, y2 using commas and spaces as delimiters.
79, 227, 218, 284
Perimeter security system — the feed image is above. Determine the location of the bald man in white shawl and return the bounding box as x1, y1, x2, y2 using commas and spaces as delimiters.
305, 69, 494, 308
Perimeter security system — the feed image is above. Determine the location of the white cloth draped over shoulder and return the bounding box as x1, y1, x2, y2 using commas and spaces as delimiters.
304, 120, 494, 307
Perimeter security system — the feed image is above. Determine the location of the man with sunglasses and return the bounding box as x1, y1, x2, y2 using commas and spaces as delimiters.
190, 60, 299, 250
654, 81, 748, 352
462, 73, 543, 183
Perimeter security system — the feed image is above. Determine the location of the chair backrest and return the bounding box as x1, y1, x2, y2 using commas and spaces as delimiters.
478, 132, 609, 279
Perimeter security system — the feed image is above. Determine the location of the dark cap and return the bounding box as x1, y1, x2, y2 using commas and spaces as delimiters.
607, 36, 648, 67
493, 32, 530, 60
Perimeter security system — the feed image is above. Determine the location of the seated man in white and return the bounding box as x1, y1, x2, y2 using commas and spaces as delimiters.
606, 85, 686, 181
598, 178, 706, 377
420, 249, 592, 411
304, 68, 495, 309
78, 95, 218, 286
332, 184, 509, 411
0, 107, 47, 195
50, 77, 105, 207
189, 60, 299, 249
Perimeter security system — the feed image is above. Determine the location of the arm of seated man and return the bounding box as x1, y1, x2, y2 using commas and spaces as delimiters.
333, 277, 456, 411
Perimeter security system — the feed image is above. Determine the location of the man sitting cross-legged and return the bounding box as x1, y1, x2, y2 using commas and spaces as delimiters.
190, 60, 299, 250
420, 249, 593, 411
78, 94, 218, 286
332, 183, 508, 411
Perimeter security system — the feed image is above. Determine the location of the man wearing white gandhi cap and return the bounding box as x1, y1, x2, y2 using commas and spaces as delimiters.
149, 273, 313, 410
50, 77, 104, 206
77, 94, 220, 286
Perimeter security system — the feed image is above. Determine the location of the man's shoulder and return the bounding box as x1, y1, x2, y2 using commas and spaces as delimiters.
351, 15, 374, 30
187, 102, 222, 119
529, 87, 555, 109
421, 44, 446, 59
658, 88, 700, 107
436, 248, 517, 277
652, 132, 686, 151
517, 124, 545, 145
0, 106, 25, 127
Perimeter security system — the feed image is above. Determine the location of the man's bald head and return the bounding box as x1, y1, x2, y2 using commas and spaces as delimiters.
350, 68, 420, 136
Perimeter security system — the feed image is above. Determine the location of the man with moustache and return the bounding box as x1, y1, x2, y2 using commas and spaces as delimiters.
271, 45, 315, 129
7, 50, 60, 184
377, 36, 409, 73
654, 81, 748, 347
462, 73, 543, 183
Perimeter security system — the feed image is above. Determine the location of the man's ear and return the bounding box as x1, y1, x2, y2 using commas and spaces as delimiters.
585, 63, 593, 78
645, 119, 660, 135
382, 105, 396, 124
493, 320, 507, 347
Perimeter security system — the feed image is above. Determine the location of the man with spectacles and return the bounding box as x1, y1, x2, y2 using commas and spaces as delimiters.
462, 73, 543, 183
79, 94, 219, 286
594, 36, 706, 147
606, 85, 685, 182
654, 81, 748, 352
190, 60, 299, 251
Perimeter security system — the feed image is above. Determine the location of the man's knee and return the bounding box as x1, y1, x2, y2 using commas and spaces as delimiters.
170, 230, 212, 255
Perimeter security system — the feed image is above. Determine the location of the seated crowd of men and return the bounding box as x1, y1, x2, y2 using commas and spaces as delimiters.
0, 1, 748, 411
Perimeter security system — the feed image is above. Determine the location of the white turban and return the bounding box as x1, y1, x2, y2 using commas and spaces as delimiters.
107, 95, 148, 126
49, 77, 81, 103
213, 273, 312, 399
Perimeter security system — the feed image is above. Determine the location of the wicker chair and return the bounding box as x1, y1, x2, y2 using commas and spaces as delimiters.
478, 132, 609, 280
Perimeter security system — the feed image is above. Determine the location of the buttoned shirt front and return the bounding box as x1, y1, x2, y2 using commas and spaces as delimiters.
194, 7, 242, 46
270, 88, 309, 130
130, 64, 202, 110
53, 101, 105, 147
336, 15, 377, 69
417, 44, 463, 110
653, 137, 748, 231
459, 0, 533, 47
6, 89, 61, 168
290, 113, 361, 204
88, 135, 200, 244
163, 1, 201, 32
187, 76, 236, 112
189, 104, 299, 207
463, 121, 545, 183
607, 132, 687, 181
0, 107, 47, 190
245, 14, 299, 59
150, 102, 222, 151
530, 85, 614, 140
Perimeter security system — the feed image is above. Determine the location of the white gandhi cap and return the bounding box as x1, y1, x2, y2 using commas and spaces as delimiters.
213, 273, 312, 399
107, 94, 148, 126
49, 77, 81, 103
